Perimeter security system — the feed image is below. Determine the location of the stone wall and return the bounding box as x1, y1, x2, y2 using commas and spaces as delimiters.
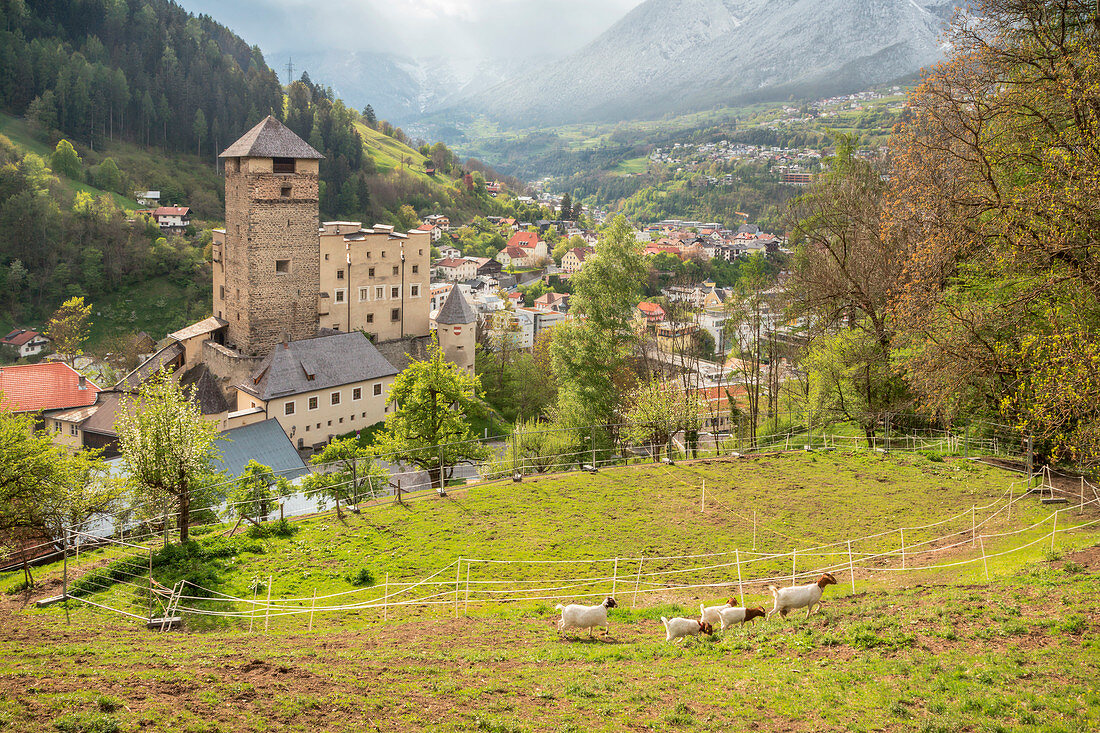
221, 156, 320, 356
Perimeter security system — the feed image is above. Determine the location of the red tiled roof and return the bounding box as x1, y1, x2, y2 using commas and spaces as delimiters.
154, 206, 190, 217
1, 329, 45, 347
502, 246, 527, 258
507, 232, 540, 249
415, 224, 436, 231
0, 363, 102, 414
436, 258, 468, 268
636, 302, 665, 316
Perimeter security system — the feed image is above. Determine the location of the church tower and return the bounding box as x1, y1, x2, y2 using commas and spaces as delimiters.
214, 116, 324, 356
434, 287, 478, 374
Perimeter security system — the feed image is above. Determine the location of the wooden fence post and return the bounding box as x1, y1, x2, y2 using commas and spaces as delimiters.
791, 548, 797, 586
632, 558, 644, 608
700, 480, 705, 512
454, 561, 461, 619
971, 506, 976, 547
1051, 511, 1058, 553
264, 575, 272, 633
735, 549, 744, 608
900, 527, 906, 570
383, 573, 389, 621
465, 563, 471, 616
847, 540, 855, 594
753, 511, 757, 551
308, 590, 316, 632
248, 586, 257, 634
612, 557, 619, 598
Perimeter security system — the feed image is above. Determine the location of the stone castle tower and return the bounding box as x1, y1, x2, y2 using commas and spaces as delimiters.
213, 116, 324, 356
434, 287, 478, 375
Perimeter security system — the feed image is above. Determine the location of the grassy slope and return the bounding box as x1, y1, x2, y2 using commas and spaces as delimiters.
1, 452, 1098, 731
0, 113, 142, 210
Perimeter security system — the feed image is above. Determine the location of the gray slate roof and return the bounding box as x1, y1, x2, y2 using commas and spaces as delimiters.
215, 419, 308, 482
114, 341, 184, 391
179, 364, 229, 415
434, 287, 477, 325
241, 332, 398, 401
219, 116, 324, 160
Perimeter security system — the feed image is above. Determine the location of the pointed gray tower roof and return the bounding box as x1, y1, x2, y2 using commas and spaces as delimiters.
435, 287, 477, 325
219, 115, 324, 159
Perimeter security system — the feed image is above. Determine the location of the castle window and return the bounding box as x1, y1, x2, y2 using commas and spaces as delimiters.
368, 267, 375, 277
412, 265, 419, 274
419, 249, 423, 255
337, 270, 344, 279
366, 313, 374, 324
219, 286, 225, 299
374, 383, 383, 396
275, 259, 290, 274
411, 285, 420, 297
391, 286, 399, 298
280, 186, 291, 197
284, 402, 295, 416
331, 392, 340, 406
308, 396, 318, 410
273, 157, 295, 174
392, 266, 399, 276
381, 251, 386, 258
353, 388, 362, 400
334, 289, 345, 303
359, 287, 369, 301
391, 308, 400, 321
375, 286, 384, 299
325, 254, 330, 260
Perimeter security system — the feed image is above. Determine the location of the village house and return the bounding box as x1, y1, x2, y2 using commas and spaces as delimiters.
423, 214, 450, 231
533, 292, 571, 313
437, 244, 462, 259
1, 363, 102, 449
435, 257, 478, 282
506, 231, 548, 258
235, 331, 399, 450
496, 246, 532, 269
471, 257, 503, 278
561, 246, 593, 273
152, 206, 191, 230
635, 302, 667, 326
415, 223, 443, 242
1, 329, 51, 358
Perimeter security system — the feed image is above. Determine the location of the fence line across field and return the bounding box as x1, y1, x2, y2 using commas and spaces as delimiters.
67, 487, 1100, 626
22, 412, 1038, 558
27, 419, 1095, 627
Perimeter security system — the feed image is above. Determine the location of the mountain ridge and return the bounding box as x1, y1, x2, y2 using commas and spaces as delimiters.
455, 0, 951, 126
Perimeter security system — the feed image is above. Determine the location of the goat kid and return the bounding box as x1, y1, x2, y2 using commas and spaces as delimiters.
768, 572, 837, 619
661, 616, 714, 642
700, 598, 736, 628
717, 605, 767, 630
555, 597, 617, 637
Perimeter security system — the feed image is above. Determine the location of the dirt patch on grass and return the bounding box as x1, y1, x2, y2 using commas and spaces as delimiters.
1051, 544, 1100, 572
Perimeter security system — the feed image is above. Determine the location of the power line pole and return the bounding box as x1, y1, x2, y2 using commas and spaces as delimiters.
285, 57, 295, 85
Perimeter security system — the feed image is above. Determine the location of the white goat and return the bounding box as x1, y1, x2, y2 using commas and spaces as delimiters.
700, 598, 735, 628
717, 605, 767, 630
661, 616, 714, 642
767, 572, 837, 619
555, 597, 617, 637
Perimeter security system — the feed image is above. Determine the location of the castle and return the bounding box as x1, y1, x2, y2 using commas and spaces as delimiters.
141, 116, 475, 450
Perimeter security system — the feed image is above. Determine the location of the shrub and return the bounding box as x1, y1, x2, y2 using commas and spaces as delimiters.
345, 567, 375, 587
247, 519, 297, 539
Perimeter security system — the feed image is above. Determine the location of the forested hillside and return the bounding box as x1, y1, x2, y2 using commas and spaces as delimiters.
0, 0, 527, 345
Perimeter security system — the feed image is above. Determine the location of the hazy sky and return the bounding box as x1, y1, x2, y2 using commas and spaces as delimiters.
179, 0, 645, 62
